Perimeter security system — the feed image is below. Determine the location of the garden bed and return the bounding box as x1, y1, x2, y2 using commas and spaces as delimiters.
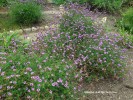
0, 1, 133, 100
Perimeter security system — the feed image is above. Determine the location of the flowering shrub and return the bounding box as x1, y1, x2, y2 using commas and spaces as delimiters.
9, 1, 42, 25
0, 33, 80, 99
57, 4, 126, 81
59, 10, 95, 38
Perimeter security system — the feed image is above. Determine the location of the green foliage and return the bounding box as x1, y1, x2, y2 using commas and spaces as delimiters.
118, 28, 133, 48
9, 2, 42, 25
52, 0, 89, 5
0, 0, 8, 7
120, 7, 133, 34
88, 0, 123, 12
52, 0, 65, 5
0, 33, 18, 49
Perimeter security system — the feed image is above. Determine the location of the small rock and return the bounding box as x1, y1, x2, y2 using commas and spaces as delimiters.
24, 28, 31, 32
123, 74, 133, 89
101, 17, 107, 24
10, 30, 14, 33
32, 27, 37, 31
45, 26, 49, 30
15, 29, 23, 33
39, 27, 44, 30
27, 37, 30, 39
124, 82, 133, 89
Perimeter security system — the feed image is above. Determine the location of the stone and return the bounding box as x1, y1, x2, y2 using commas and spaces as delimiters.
124, 81, 133, 89
15, 29, 23, 33
24, 28, 31, 32
45, 26, 49, 30
39, 27, 44, 30
32, 27, 37, 31
101, 17, 107, 24
10, 30, 14, 33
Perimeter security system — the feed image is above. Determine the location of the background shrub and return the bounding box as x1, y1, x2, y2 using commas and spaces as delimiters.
52, 0, 65, 5
87, 0, 123, 12
9, 2, 42, 25
120, 7, 133, 34
0, 0, 8, 7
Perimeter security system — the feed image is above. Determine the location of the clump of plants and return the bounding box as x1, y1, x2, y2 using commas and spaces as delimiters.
0, 32, 80, 99
59, 10, 95, 38
57, 4, 126, 81
0, 0, 8, 7
120, 7, 133, 34
118, 29, 133, 48
87, 0, 123, 12
9, 1, 42, 25
52, 0, 65, 5
34, 4, 126, 82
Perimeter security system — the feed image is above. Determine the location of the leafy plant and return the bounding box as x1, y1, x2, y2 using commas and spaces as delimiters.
0, 33, 18, 49
52, 0, 65, 5
9, 1, 42, 25
120, 7, 133, 34
87, 0, 124, 12
0, 0, 8, 7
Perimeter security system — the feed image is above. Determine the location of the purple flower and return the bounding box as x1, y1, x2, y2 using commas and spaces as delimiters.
57, 78, 63, 83
52, 82, 58, 87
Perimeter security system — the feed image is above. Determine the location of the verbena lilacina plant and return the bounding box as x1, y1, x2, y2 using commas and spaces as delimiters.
57, 4, 126, 81
0, 32, 80, 99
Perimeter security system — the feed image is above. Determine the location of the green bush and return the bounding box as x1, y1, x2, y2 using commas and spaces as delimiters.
52, 0, 65, 5
0, 0, 8, 7
120, 7, 133, 34
9, 2, 42, 25
119, 29, 133, 47
87, 0, 123, 12
52, 0, 89, 5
